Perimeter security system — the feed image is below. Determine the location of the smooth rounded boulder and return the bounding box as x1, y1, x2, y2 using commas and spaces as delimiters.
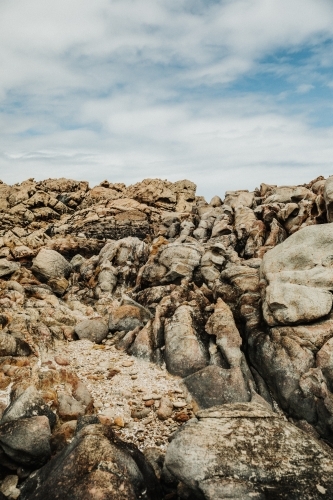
74, 318, 108, 344
31, 248, 72, 282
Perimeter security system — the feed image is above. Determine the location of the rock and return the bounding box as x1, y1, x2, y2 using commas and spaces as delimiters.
74, 319, 108, 344
205, 298, 242, 367
182, 365, 250, 411
264, 282, 333, 326
57, 393, 85, 421
164, 403, 333, 500
164, 305, 209, 377
31, 249, 72, 282
1, 386, 56, 429
157, 397, 173, 420
0, 475, 20, 499
0, 332, 31, 357
20, 424, 162, 500
0, 259, 20, 278
261, 223, 333, 325
0, 416, 51, 468
324, 176, 333, 222
109, 305, 146, 333
158, 243, 202, 282
50, 420, 77, 453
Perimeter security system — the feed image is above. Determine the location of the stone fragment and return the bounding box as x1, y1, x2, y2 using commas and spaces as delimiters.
0, 259, 20, 278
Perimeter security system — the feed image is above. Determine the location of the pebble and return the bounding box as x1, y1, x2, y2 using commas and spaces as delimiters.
173, 401, 187, 408
122, 360, 134, 367
54, 356, 70, 366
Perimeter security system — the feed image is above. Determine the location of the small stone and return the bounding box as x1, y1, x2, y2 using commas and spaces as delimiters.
122, 360, 134, 367
107, 368, 121, 379
131, 375, 138, 380
144, 400, 155, 407
142, 395, 154, 401
114, 416, 125, 427
155, 439, 163, 446
157, 397, 173, 421
93, 401, 103, 409
174, 412, 189, 423
54, 356, 70, 366
173, 401, 187, 409
131, 408, 151, 419
316, 484, 327, 494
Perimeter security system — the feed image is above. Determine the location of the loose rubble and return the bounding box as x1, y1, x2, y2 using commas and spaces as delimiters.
1, 175, 333, 499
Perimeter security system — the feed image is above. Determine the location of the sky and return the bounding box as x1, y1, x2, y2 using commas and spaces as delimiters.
1, 0, 333, 199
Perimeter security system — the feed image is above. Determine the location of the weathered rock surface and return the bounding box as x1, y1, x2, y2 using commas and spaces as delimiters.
20, 424, 162, 500
164, 403, 333, 500
0, 416, 51, 468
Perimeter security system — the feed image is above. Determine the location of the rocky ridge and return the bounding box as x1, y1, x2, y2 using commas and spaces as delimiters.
0, 175, 333, 499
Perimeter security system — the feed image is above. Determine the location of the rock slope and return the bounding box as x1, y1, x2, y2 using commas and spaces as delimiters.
0, 175, 333, 499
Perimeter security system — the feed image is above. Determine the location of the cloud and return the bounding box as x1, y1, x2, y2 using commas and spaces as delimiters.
1, 0, 333, 198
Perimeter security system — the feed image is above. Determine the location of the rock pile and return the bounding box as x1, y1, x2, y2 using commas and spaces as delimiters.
1, 175, 333, 499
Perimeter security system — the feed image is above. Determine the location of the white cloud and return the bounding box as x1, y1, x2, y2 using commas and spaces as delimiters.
1, 0, 333, 197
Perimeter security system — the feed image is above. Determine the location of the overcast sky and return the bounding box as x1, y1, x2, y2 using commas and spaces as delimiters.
1, 0, 333, 199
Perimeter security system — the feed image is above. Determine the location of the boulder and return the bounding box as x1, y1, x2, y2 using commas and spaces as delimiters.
74, 319, 108, 343
1, 386, 56, 428
164, 305, 209, 378
0, 259, 20, 278
20, 424, 162, 500
164, 403, 333, 500
205, 298, 242, 367
261, 223, 333, 325
31, 249, 72, 282
0, 416, 51, 468
182, 365, 250, 411
109, 305, 146, 333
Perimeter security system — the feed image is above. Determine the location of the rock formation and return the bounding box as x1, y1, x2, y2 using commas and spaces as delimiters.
0, 174, 333, 499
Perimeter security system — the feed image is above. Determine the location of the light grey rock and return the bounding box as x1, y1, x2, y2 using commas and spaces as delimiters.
182, 365, 250, 412
164, 305, 209, 378
164, 403, 333, 500
1, 386, 56, 428
0, 332, 31, 357
0, 259, 20, 278
74, 318, 108, 343
31, 248, 72, 282
261, 223, 333, 325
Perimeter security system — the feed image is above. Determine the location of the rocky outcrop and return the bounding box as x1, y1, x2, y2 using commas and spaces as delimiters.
0, 174, 333, 499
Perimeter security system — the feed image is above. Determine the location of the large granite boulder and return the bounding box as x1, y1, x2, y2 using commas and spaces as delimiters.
261, 223, 333, 325
164, 403, 333, 500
